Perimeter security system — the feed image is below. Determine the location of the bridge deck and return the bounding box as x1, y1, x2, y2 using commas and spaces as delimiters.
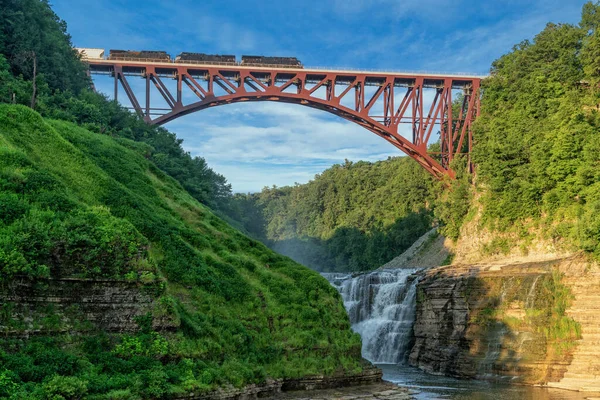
86, 59, 485, 89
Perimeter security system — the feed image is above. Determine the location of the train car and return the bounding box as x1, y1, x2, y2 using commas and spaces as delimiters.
175, 52, 236, 64
108, 49, 171, 62
75, 48, 105, 60
139, 50, 171, 61
108, 49, 130, 60
241, 55, 302, 68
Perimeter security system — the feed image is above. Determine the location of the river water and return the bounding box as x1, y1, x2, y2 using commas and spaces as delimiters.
323, 270, 592, 400
380, 364, 590, 399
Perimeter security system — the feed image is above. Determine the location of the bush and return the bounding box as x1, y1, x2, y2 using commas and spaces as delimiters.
41, 375, 88, 400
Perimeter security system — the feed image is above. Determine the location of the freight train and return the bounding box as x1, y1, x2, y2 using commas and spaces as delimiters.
75, 48, 303, 68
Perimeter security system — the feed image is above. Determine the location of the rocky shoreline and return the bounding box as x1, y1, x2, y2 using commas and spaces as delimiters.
176, 381, 410, 400
172, 365, 413, 400
276, 381, 411, 399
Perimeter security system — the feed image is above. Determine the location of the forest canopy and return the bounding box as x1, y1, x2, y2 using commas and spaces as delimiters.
0, 0, 231, 209
471, 2, 600, 258
226, 157, 435, 272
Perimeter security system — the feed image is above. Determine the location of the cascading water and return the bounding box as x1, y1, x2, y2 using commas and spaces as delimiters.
323, 268, 421, 364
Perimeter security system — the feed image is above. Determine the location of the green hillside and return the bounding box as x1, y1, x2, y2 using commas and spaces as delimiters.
0, 104, 362, 399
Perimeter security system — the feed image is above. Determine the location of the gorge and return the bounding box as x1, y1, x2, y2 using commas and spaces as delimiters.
3, 1, 600, 399
324, 252, 600, 397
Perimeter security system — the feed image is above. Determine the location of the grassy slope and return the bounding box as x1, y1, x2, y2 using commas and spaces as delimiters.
0, 105, 362, 399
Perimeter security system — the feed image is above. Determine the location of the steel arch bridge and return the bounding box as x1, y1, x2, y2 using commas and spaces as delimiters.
86, 59, 482, 179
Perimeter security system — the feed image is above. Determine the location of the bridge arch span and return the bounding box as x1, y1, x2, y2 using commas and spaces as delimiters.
87, 61, 481, 179
155, 92, 447, 178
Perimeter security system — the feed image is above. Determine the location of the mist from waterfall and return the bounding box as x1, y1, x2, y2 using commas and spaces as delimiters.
323, 268, 421, 364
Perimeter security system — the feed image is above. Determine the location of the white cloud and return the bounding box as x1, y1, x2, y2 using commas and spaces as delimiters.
165, 102, 405, 192
330, 0, 454, 20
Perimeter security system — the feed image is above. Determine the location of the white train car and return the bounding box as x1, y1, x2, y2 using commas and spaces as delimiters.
75, 48, 105, 60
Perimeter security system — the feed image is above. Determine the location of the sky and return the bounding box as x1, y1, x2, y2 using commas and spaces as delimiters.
52, 0, 588, 192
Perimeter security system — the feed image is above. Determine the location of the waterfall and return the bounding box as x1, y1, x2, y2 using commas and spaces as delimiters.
525, 276, 540, 309
323, 268, 420, 364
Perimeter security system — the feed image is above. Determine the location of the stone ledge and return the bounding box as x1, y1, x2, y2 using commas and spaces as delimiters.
0, 278, 172, 335
174, 367, 386, 400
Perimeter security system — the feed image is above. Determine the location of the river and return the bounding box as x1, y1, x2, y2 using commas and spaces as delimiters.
323, 269, 593, 400
380, 364, 590, 399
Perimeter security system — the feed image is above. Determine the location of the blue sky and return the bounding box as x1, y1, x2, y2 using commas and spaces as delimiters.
53, 0, 587, 192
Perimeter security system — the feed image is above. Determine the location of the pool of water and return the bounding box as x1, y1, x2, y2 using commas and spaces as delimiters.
379, 364, 593, 400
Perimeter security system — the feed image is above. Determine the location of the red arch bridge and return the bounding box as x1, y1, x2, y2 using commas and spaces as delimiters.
86, 59, 482, 179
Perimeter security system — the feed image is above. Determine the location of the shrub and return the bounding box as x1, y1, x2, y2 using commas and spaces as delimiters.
41, 375, 88, 400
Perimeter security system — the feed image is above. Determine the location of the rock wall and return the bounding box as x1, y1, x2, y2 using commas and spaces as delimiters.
548, 261, 600, 392
409, 259, 579, 384
0, 278, 170, 336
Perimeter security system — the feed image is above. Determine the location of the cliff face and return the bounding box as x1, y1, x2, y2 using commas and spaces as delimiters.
409, 259, 581, 384
0, 278, 172, 336
548, 267, 600, 392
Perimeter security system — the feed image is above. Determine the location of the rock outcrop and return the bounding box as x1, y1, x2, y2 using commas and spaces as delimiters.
379, 228, 452, 269
0, 278, 172, 336
409, 259, 579, 384
0, 278, 388, 397
172, 364, 387, 399
548, 263, 600, 392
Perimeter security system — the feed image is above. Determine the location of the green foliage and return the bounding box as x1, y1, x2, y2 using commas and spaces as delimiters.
581, 2, 600, 82
0, 0, 89, 95
512, 270, 583, 356
41, 375, 88, 400
0, 104, 363, 398
434, 159, 473, 240
0, 55, 31, 105
39, 90, 232, 210
0, 0, 231, 211
0, 2, 364, 396
472, 2, 600, 257
114, 332, 169, 359
227, 158, 434, 272
0, 369, 18, 398
0, 133, 155, 282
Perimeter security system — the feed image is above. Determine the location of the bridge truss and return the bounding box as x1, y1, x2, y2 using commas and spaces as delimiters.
87, 60, 482, 179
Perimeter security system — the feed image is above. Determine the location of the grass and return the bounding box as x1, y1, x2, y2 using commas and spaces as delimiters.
0, 105, 363, 399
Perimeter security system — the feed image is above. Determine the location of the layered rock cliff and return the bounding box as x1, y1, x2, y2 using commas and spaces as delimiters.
0, 278, 171, 336
548, 266, 600, 392
409, 258, 582, 385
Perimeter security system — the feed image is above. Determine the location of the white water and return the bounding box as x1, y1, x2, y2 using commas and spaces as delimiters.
323, 268, 420, 364
323, 270, 588, 399
526, 275, 541, 309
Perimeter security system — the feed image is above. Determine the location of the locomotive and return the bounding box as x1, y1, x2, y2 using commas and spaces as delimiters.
76, 48, 105, 60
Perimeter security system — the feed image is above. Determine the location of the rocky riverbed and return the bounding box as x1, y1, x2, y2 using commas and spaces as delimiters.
276, 382, 411, 399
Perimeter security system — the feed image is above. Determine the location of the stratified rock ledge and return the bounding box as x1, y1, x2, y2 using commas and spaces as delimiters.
174, 366, 408, 399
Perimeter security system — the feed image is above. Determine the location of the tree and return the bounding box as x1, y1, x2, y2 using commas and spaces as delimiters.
14, 51, 37, 108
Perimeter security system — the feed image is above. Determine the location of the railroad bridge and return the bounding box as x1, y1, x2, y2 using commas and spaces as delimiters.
85, 57, 482, 179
